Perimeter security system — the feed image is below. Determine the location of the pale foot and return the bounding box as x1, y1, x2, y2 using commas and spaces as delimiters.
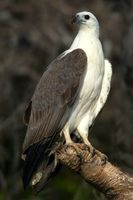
95, 149, 108, 165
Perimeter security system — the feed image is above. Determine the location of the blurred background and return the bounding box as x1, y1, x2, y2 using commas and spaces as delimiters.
0, 0, 133, 199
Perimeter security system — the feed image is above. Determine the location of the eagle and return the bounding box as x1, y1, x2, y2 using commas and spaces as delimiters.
22, 11, 112, 191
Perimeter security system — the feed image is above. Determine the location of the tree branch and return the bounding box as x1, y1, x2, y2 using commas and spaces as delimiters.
56, 144, 133, 200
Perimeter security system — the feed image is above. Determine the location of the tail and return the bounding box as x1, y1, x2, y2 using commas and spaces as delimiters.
32, 160, 62, 192
22, 134, 61, 191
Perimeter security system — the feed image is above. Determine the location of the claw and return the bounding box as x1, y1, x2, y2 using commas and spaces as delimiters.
77, 152, 84, 162
64, 143, 79, 152
64, 143, 84, 161
89, 145, 95, 157
84, 143, 95, 157
95, 149, 108, 165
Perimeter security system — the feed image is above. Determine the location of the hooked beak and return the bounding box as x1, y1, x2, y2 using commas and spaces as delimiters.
71, 15, 80, 24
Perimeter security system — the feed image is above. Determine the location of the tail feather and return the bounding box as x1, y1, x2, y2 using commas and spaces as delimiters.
22, 133, 62, 190
22, 141, 50, 189
33, 161, 62, 193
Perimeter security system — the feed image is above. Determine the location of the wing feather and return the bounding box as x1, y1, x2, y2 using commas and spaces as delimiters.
22, 49, 87, 153
22, 49, 87, 188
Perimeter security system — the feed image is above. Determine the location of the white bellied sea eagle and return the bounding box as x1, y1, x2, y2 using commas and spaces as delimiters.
22, 11, 112, 191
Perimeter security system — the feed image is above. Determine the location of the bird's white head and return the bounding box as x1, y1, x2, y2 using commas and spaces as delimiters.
72, 11, 99, 37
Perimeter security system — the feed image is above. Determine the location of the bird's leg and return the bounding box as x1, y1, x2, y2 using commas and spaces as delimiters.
63, 128, 73, 144
81, 133, 108, 163
80, 131, 95, 155
77, 125, 107, 163
77, 123, 95, 155
63, 128, 81, 154
94, 149, 108, 165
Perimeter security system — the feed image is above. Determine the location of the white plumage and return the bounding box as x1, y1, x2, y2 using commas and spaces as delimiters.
95, 59, 112, 118
62, 12, 112, 151
22, 11, 112, 188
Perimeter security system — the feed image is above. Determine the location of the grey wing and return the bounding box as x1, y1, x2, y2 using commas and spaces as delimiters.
22, 48, 87, 153
22, 49, 87, 188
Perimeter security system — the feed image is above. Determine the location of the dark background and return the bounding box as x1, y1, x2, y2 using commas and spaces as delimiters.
0, 0, 133, 199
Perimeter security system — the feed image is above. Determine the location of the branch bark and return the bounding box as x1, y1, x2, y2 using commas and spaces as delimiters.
56, 144, 133, 200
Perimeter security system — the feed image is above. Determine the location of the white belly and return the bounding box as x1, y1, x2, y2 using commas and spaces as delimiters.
64, 31, 105, 133
65, 60, 104, 132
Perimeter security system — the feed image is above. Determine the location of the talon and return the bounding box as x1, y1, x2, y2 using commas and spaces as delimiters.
77, 153, 83, 162
64, 142, 76, 150
101, 154, 108, 165
64, 144, 70, 152
84, 143, 95, 157
64, 143, 82, 158
95, 150, 108, 165
89, 146, 95, 157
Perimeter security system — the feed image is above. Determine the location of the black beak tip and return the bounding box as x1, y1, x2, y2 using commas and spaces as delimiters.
71, 15, 77, 24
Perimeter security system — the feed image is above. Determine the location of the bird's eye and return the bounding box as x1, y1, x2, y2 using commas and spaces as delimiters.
84, 15, 90, 20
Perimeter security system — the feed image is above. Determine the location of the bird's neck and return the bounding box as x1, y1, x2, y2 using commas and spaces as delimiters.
70, 25, 99, 51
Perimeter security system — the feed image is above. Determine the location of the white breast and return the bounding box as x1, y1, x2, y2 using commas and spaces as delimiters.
65, 32, 105, 131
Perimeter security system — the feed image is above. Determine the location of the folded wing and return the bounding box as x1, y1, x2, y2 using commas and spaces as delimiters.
22, 49, 87, 189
